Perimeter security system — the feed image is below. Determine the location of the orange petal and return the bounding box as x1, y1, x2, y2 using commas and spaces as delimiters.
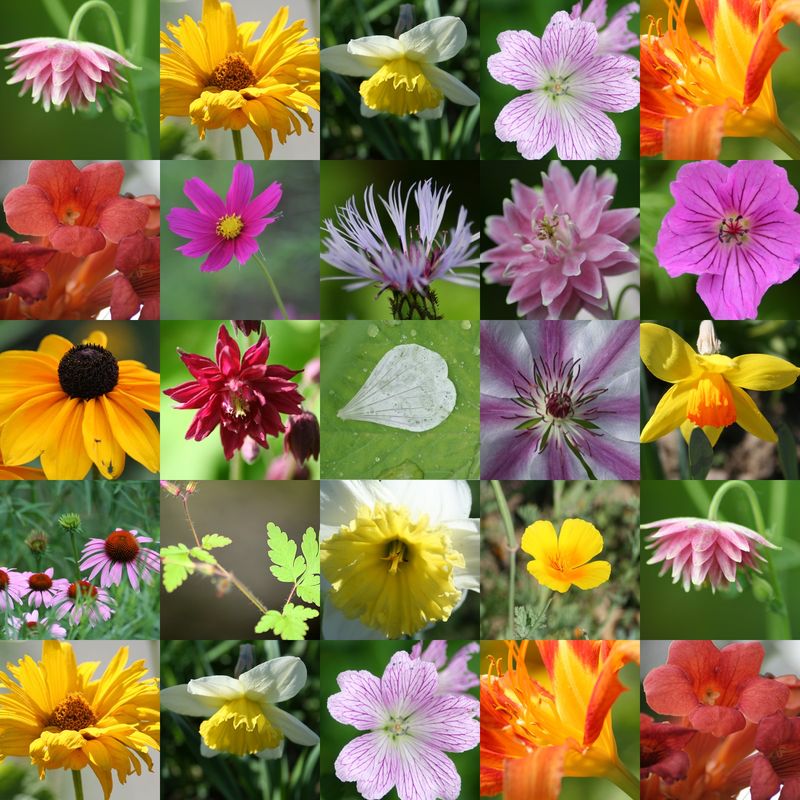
38, 334, 74, 360
40, 399, 91, 480
584, 641, 640, 746
744, 0, 800, 105
663, 105, 727, 159
0, 392, 67, 465
82, 398, 126, 479
504, 745, 567, 800
567, 560, 612, 590
101, 393, 159, 473
527, 560, 572, 593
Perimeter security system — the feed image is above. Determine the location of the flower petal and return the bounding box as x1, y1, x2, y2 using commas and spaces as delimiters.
640, 323, 700, 383
421, 64, 478, 105
320, 44, 383, 77
567, 560, 611, 589
520, 520, 558, 562
328, 669, 385, 730
347, 35, 404, 60
398, 17, 467, 63
82, 397, 125, 479
263, 706, 319, 746
557, 518, 604, 569
40, 398, 91, 480
239, 656, 306, 703
729, 385, 777, 442
183, 177, 225, 218
504, 744, 567, 800
100, 393, 159, 473
2, 184, 58, 236
584, 641, 638, 745
640, 382, 694, 443
0, 392, 67, 465
226, 163, 254, 214
726, 354, 800, 391
161, 684, 221, 716
662, 104, 727, 159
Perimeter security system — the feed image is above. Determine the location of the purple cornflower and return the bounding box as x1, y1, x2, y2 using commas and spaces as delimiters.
79, 528, 160, 590
570, 0, 639, 57
483, 161, 639, 319
321, 180, 479, 319
487, 12, 639, 160
410, 640, 479, 697
654, 160, 800, 320
328, 650, 479, 800
480, 320, 639, 479
0, 567, 26, 610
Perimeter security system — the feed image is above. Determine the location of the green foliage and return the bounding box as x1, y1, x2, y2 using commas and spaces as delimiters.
688, 428, 714, 479
296, 530, 321, 606
202, 534, 232, 550
267, 523, 306, 583
513, 605, 549, 639
255, 605, 320, 640
160, 537, 222, 593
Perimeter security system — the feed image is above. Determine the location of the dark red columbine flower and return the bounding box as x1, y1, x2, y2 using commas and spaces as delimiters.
0, 234, 55, 303
640, 713, 695, 782
283, 411, 320, 463
164, 324, 304, 460
231, 320, 262, 336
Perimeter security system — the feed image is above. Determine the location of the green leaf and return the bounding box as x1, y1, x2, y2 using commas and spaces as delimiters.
296, 528, 320, 605
160, 545, 194, 592
202, 534, 232, 550
776, 422, 798, 479
688, 427, 714, 479
267, 522, 305, 583
189, 547, 218, 565
254, 604, 319, 640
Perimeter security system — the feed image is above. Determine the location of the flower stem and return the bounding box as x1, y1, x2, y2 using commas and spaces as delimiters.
232, 129, 245, 160
181, 495, 201, 548
612, 283, 640, 320
605, 760, 640, 800
491, 480, 518, 638
252, 250, 288, 319
229, 452, 243, 480
227, 571, 268, 615
71, 770, 85, 800
68, 531, 82, 584
766, 119, 800, 160
553, 480, 564, 520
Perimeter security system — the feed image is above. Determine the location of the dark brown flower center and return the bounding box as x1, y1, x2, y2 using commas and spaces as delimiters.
67, 580, 98, 600
104, 530, 140, 562
48, 693, 97, 731
28, 573, 52, 591
58, 344, 119, 399
209, 52, 256, 92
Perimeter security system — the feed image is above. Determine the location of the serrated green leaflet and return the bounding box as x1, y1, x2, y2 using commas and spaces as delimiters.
255, 604, 319, 640
160, 544, 194, 592
296, 528, 320, 606
189, 547, 217, 565
202, 534, 232, 550
320, 321, 480, 478
267, 522, 305, 582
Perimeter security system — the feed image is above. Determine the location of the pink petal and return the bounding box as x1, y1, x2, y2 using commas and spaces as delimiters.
184, 177, 225, 217
226, 163, 254, 214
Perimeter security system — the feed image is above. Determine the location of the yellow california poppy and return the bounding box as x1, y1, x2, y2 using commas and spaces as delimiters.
0, 330, 159, 479
640, 323, 800, 445
0, 641, 160, 800
160, 0, 320, 158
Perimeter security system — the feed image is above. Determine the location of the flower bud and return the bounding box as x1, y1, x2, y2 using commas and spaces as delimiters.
751, 575, 775, 603
266, 453, 311, 480
25, 530, 48, 554
283, 411, 320, 464
185, 481, 199, 495
240, 436, 261, 464
697, 320, 721, 355
303, 357, 320, 384
231, 320, 262, 336
160, 480, 181, 496
58, 513, 82, 533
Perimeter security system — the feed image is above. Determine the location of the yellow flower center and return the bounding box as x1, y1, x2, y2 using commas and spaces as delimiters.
208, 52, 257, 92
360, 58, 443, 116
687, 373, 736, 429
216, 214, 244, 240
47, 693, 97, 731
200, 696, 283, 756
320, 502, 464, 638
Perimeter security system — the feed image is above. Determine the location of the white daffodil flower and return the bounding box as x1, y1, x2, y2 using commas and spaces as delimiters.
320, 16, 479, 119
160, 655, 319, 758
320, 480, 480, 639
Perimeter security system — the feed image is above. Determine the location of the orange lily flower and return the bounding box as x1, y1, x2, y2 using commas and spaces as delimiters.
641, 0, 800, 158
480, 640, 640, 799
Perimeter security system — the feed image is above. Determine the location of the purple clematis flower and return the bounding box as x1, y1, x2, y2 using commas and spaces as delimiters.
480, 320, 639, 479
654, 160, 800, 320
570, 0, 639, 58
487, 11, 639, 160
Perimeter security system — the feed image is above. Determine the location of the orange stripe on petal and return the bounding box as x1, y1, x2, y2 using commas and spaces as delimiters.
40, 399, 91, 480
663, 105, 728, 159
584, 641, 640, 746
744, 0, 800, 105
504, 745, 567, 800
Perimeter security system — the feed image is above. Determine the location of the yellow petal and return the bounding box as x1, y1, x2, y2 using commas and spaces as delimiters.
41, 642, 78, 708
82, 398, 126, 479
0, 392, 68, 465
557, 519, 604, 569
680, 420, 723, 446
521, 520, 558, 561
40, 399, 91, 480
101, 394, 159, 473
726, 354, 800, 391
729, 385, 777, 443
83, 331, 108, 348
695, 354, 736, 373
527, 560, 571, 593
117, 362, 161, 412
567, 560, 611, 590
38, 334, 73, 360
640, 323, 700, 383
640, 382, 694, 443
202, 0, 240, 69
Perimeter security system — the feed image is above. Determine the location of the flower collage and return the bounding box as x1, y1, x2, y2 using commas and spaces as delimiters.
1, 0, 800, 799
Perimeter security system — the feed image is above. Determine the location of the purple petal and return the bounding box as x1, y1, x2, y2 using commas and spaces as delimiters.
226, 163, 254, 214
576, 430, 640, 478
395, 739, 462, 800
381, 652, 437, 713
183, 177, 225, 218
335, 733, 397, 799
200, 239, 235, 272
167, 207, 213, 239
233, 234, 259, 264
487, 30, 545, 90
328, 670, 385, 730
480, 321, 533, 397
495, 93, 557, 160
245, 181, 282, 221
408, 693, 480, 752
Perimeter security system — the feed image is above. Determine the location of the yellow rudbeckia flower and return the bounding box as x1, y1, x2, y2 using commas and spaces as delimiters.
640, 322, 800, 445
160, 0, 320, 158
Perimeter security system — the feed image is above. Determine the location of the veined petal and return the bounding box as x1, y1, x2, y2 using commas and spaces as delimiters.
421, 64, 478, 105
398, 17, 467, 63
640, 382, 694, 443
504, 744, 567, 800
320, 44, 384, 76
521, 520, 559, 562
663, 105, 728, 160
744, 0, 800, 105
640, 323, 700, 383
557, 519, 604, 569
584, 640, 639, 745
347, 35, 404, 61
729, 385, 777, 442
726, 354, 800, 391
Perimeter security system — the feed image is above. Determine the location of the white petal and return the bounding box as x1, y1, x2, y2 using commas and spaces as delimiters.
240, 656, 307, 704
187, 675, 243, 701
422, 64, 479, 106
380, 480, 472, 525
320, 480, 389, 528
322, 595, 386, 640
347, 34, 404, 60
255, 741, 286, 760
399, 17, 467, 63
416, 102, 445, 119
161, 684, 221, 717
321, 44, 382, 77
264, 706, 320, 746
448, 521, 481, 591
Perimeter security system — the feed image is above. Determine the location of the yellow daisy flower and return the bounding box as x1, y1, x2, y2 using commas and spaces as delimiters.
0, 449, 44, 480
0, 330, 159, 480
160, 0, 320, 158
0, 641, 160, 800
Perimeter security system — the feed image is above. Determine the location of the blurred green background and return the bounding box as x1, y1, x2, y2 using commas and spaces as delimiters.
0, 0, 158, 159
480, 0, 639, 160
319, 640, 479, 799
160, 481, 320, 640
640, 320, 800, 479
480, 160, 641, 320
320, 0, 480, 160
161, 639, 319, 800
641, 480, 800, 638
320, 162, 480, 320
640, 0, 800, 159
641, 162, 800, 319
320, 320, 479, 478
0, 321, 159, 480
481, 481, 640, 640
161, 161, 320, 320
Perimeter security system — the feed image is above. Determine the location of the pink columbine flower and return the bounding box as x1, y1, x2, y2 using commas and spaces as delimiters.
8, 609, 67, 640
487, 12, 639, 160
79, 528, 160, 590
328, 650, 480, 800
0, 37, 137, 112
410, 640, 479, 697
654, 160, 800, 320
570, 0, 639, 57
642, 517, 779, 593
0, 566, 27, 610
167, 163, 282, 272
52, 580, 114, 627
483, 161, 639, 319
21, 568, 70, 608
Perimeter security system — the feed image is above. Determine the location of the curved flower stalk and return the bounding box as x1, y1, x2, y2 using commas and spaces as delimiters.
320, 16, 478, 119
482, 161, 639, 319
654, 160, 800, 320
160, 1, 320, 159
480, 320, 639, 479
640, 321, 800, 445
319, 480, 479, 639
322, 180, 479, 320
481, 639, 640, 799
641, 0, 800, 158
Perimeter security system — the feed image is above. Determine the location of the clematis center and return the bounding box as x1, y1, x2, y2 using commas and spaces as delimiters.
687, 373, 736, 428
360, 58, 443, 116
545, 391, 572, 419
58, 344, 119, 399
718, 214, 749, 245
28, 573, 52, 591
216, 214, 244, 240
48, 692, 97, 731
381, 539, 409, 575
209, 52, 256, 92
104, 530, 140, 563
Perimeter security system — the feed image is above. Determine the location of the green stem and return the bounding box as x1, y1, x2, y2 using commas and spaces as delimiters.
766, 119, 800, 160
69, 531, 82, 584
229, 452, 243, 480
226, 570, 268, 615
71, 770, 85, 800
42, 0, 71, 35
491, 480, 518, 639
605, 760, 640, 800
232, 129, 245, 160
612, 283, 641, 320
553, 481, 564, 520
181, 495, 201, 548
252, 250, 288, 319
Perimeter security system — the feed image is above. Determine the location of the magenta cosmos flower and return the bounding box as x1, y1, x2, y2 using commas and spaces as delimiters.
410, 640, 479, 697
20, 568, 69, 608
79, 528, 160, 590
654, 160, 800, 320
0, 37, 136, 112
167, 163, 282, 272
8, 609, 67, 640
642, 516, 779, 593
163, 323, 304, 460
0, 566, 27, 610
52, 580, 114, 627
328, 650, 479, 800
487, 12, 639, 160
483, 161, 639, 319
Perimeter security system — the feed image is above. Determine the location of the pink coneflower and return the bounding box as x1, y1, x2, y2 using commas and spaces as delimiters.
167, 163, 282, 272
643, 517, 779, 593
52, 580, 114, 627
411, 640, 479, 697
79, 528, 160, 590
21, 568, 69, 608
0, 37, 137, 112
8, 609, 67, 640
0, 566, 27, 610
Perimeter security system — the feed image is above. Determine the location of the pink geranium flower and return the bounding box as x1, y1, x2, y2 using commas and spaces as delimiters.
410, 640, 479, 697
8, 608, 67, 640
0, 234, 55, 304
79, 528, 160, 590
0, 566, 27, 610
570, 0, 639, 57
20, 568, 69, 608
167, 163, 281, 272
52, 580, 114, 627
328, 650, 479, 800
487, 12, 639, 160
0, 37, 136, 112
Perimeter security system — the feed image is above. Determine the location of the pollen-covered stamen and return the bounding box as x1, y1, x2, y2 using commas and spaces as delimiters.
544, 76, 569, 98
216, 214, 244, 240
58, 344, 119, 399
701, 685, 721, 706
104, 530, 140, 563
28, 573, 53, 591
385, 714, 411, 738
718, 214, 749, 245
67, 580, 99, 600
382, 539, 409, 574
545, 391, 572, 418
208, 52, 257, 92
61, 208, 81, 225
48, 692, 97, 731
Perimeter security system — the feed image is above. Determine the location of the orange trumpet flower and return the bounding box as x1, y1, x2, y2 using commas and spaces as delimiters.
480, 639, 640, 799
640, 0, 800, 159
